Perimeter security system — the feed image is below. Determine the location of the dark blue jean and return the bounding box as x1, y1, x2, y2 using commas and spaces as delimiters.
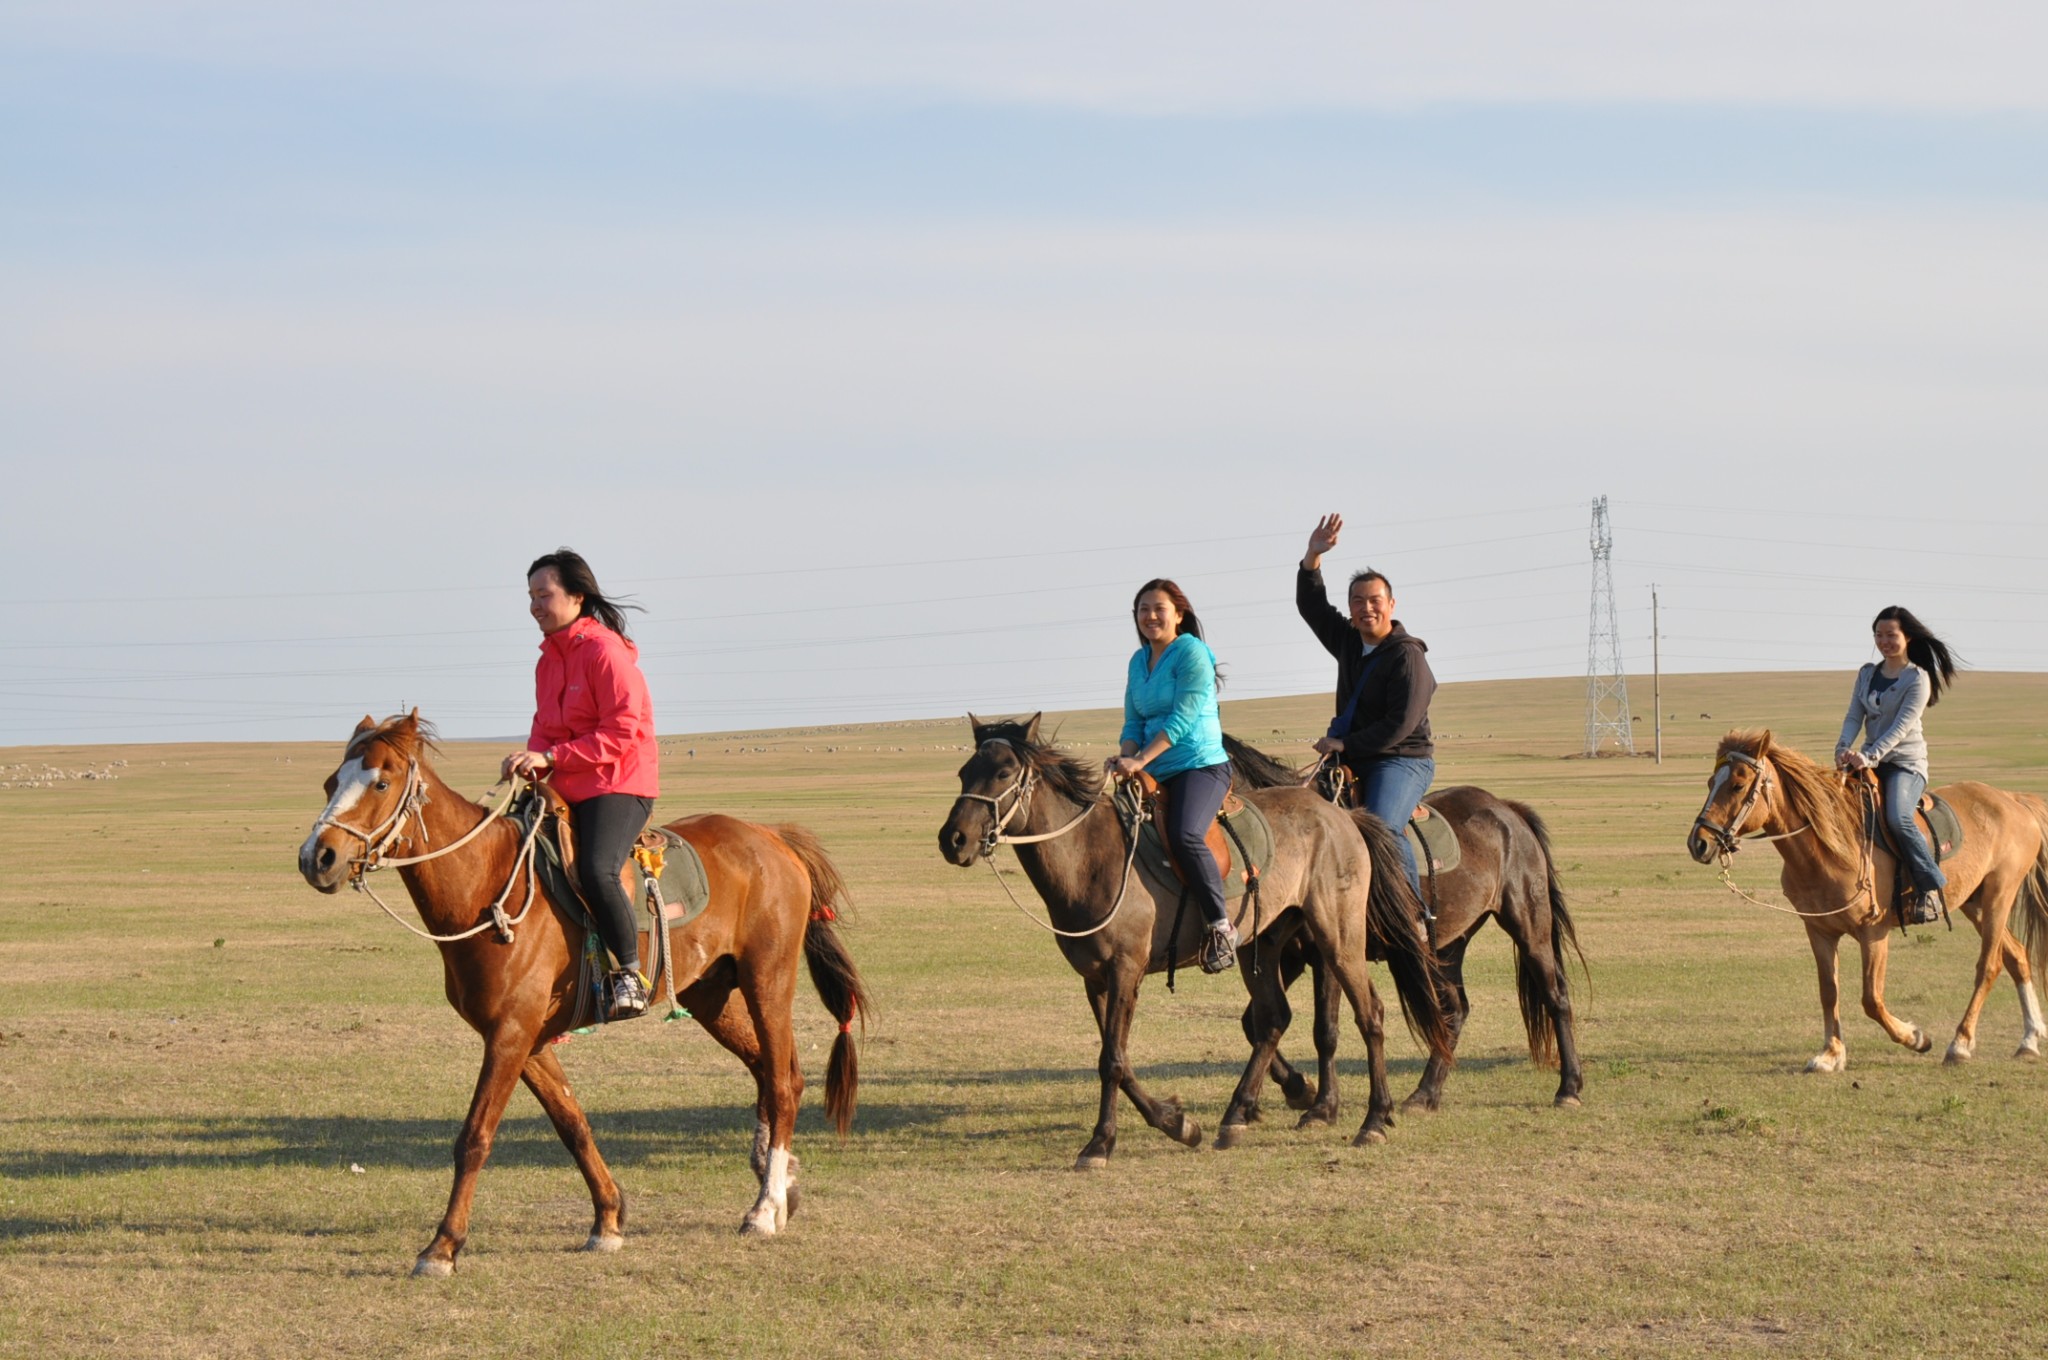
1355, 755, 1436, 895
1878, 763, 1947, 894
1160, 762, 1232, 928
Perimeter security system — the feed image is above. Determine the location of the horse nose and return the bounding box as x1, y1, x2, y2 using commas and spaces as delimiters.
1686, 830, 1712, 865
939, 824, 969, 861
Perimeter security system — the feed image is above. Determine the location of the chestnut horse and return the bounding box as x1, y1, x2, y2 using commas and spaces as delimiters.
297, 713, 868, 1275
1687, 729, 2048, 1071
937, 715, 1454, 1163
1221, 736, 1586, 1112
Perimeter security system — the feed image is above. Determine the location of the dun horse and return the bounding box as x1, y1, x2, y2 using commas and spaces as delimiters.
1687, 729, 2048, 1070
937, 715, 1454, 1163
1224, 735, 1586, 1111
297, 713, 869, 1275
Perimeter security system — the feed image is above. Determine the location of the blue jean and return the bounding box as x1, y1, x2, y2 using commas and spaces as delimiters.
1354, 756, 1436, 895
1878, 763, 1947, 894
1160, 762, 1232, 928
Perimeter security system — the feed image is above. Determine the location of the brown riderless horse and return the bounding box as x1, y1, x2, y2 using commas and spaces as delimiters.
937, 715, 1454, 1163
1223, 736, 1586, 1112
297, 713, 869, 1275
1687, 729, 2048, 1071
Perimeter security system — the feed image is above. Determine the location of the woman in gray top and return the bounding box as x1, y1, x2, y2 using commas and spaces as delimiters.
1835, 606, 1960, 924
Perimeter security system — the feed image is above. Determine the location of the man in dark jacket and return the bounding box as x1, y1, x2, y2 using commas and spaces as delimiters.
1297, 512, 1437, 893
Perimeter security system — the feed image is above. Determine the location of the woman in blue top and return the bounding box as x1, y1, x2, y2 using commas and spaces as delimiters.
1835, 605, 1960, 925
1105, 579, 1237, 973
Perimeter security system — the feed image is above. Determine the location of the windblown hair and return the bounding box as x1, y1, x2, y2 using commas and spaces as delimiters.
528, 548, 643, 640
1872, 606, 1960, 706
1716, 730, 1860, 861
973, 718, 1105, 805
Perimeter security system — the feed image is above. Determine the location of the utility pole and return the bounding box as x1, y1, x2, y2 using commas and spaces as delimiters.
1584, 495, 1635, 756
1652, 584, 1662, 765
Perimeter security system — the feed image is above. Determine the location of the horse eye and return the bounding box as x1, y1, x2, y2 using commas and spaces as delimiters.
375, 780, 391, 791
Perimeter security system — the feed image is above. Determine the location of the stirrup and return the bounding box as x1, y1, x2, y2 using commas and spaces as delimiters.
1901, 890, 1941, 928
1200, 922, 1239, 975
605, 969, 651, 1021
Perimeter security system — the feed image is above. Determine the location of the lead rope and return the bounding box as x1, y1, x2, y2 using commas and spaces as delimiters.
985, 794, 1144, 939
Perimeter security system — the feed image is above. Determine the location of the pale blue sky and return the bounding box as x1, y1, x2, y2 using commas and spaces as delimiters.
6, 3, 2047, 745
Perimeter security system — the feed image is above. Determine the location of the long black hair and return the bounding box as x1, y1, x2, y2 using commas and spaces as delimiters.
1872, 605, 1959, 705
528, 548, 642, 640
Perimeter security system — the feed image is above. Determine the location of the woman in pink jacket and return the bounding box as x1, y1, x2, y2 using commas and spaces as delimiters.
501, 550, 660, 1019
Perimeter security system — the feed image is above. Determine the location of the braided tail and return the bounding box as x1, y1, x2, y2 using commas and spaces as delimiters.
777, 825, 872, 1136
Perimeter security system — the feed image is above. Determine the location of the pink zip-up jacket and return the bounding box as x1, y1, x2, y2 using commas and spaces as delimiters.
526, 615, 660, 803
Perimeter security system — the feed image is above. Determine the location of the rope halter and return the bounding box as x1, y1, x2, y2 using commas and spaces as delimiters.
1691, 749, 1809, 860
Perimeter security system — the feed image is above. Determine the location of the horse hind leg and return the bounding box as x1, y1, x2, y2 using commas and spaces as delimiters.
736, 975, 805, 1236
521, 1046, 626, 1252
687, 976, 803, 1235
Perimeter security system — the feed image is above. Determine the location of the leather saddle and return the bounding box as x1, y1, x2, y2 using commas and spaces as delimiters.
1134, 770, 1242, 887
517, 782, 704, 925
1855, 770, 1962, 864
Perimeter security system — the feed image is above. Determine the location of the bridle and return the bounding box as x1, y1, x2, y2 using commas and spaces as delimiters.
957, 737, 1142, 939
1690, 749, 1807, 859
1693, 748, 1879, 921
312, 751, 544, 944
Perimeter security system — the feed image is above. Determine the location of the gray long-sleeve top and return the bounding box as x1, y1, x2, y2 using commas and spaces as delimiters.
1835, 662, 1930, 780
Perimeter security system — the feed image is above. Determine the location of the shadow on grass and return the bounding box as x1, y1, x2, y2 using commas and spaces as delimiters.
0, 1098, 966, 1180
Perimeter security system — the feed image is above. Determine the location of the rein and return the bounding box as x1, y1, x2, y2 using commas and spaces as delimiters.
1695, 751, 1878, 922
964, 739, 1143, 939
324, 763, 548, 944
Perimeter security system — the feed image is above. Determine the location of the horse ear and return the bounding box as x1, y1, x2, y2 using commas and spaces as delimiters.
967, 712, 987, 741
1023, 712, 1042, 743
352, 715, 378, 737
1758, 730, 1774, 757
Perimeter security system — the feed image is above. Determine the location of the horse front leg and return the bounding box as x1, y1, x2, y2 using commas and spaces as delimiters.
416, 1028, 535, 1277
1296, 945, 1343, 1128
1217, 955, 1292, 1150
1803, 925, 1849, 1072
1857, 931, 1934, 1055
521, 1045, 625, 1252
1076, 969, 1198, 1171
1326, 959, 1394, 1147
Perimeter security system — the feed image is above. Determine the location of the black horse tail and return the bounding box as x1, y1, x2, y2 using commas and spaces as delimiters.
1351, 809, 1458, 1063
1503, 799, 1587, 1068
1222, 732, 1298, 792
778, 824, 873, 1136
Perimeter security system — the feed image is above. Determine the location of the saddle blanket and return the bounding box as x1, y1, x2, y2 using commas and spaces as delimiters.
533, 821, 713, 932
1136, 798, 1275, 903
1406, 809, 1462, 876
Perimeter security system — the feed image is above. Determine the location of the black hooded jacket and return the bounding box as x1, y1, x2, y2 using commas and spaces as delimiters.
1297, 565, 1436, 771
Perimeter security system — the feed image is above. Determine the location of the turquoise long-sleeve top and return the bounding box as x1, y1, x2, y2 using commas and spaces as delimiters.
1119, 633, 1227, 778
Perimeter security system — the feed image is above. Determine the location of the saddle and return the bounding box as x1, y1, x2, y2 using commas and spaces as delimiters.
1134, 770, 1242, 887
1316, 767, 1461, 876
1855, 770, 1963, 866
514, 784, 713, 932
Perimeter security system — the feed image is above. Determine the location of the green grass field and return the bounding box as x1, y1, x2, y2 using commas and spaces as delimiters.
5, 672, 2048, 1358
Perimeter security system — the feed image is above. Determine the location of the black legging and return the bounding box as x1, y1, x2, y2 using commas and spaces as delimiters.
571, 793, 654, 971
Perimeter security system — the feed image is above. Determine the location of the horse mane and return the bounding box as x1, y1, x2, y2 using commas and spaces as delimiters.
1716, 729, 1857, 852
346, 713, 443, 763
974, 719, 1104, 804
1221, 733, 1297, 791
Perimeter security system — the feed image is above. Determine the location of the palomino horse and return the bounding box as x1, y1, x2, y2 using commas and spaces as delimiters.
1687, 729, 2048, 1071
936, 715, 1454, 1163
297, 713, 869, 1275
1222, 736, 1586, 1111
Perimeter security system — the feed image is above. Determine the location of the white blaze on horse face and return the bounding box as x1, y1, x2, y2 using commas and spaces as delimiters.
300, 757, 380, 859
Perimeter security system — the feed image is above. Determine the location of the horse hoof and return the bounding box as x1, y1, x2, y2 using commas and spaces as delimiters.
1295, 1108, 1334, 1130
1400, 1093, 1439, 1115
1280, 1075, 1314, 1111
1555, 1093, 1583, 1110
1804, 1053, 1845, 1074
583, 1233, 624, 1254
1177, 1117, 1204, 1149
1943, 1041, 1972, 1066
1912, 1030, 1934, 1055
738, 1214, 778, 1238
2016, 1044, 2041, 1062
1351, 1127, 1388, 1148
1213, 1123, 1244, 1151
1073, 1153, 1110, 1172
411, 1257, 454, 1279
